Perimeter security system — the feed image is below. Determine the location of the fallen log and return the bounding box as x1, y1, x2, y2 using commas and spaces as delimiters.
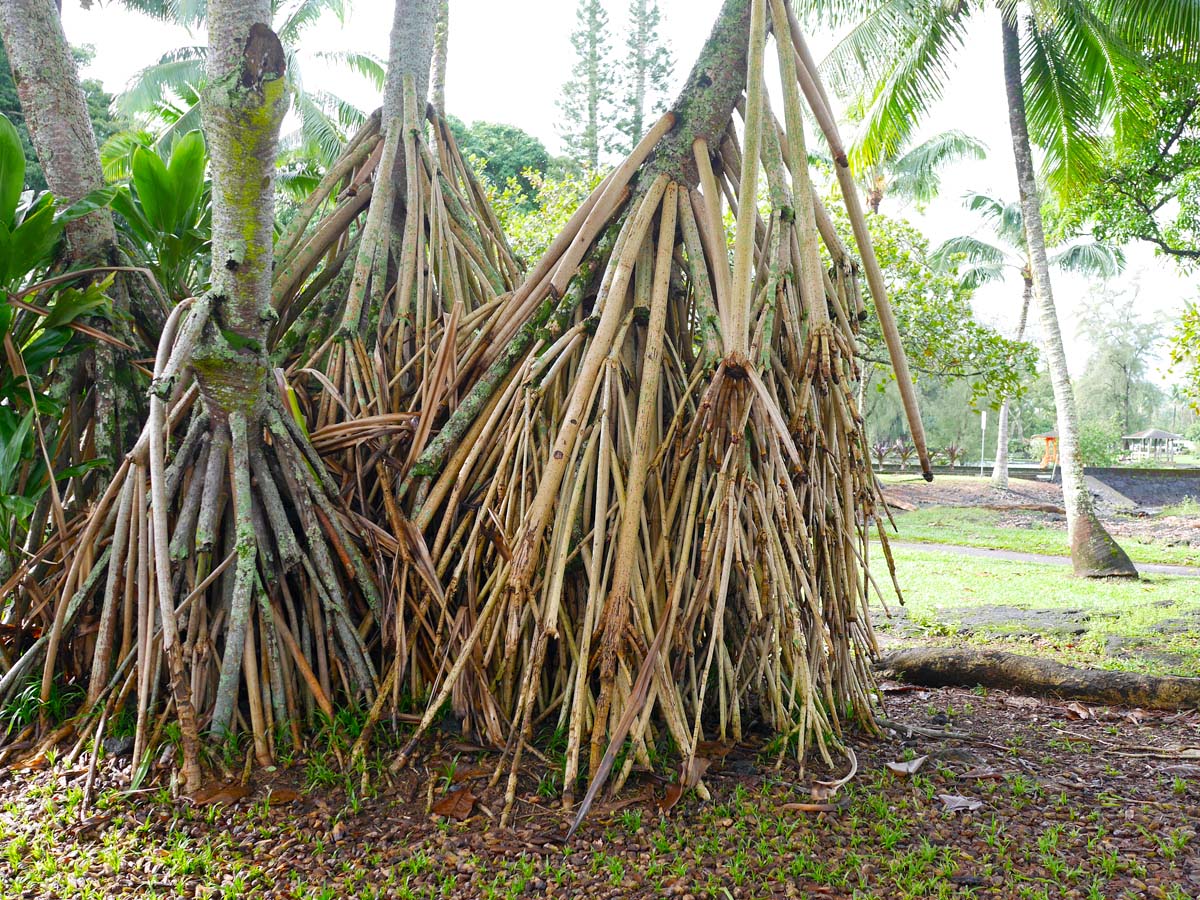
980, 502, 1066, 515
877, 648, 1200, 711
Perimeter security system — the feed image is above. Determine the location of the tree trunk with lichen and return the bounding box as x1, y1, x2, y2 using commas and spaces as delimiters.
0, 0, 142, 468
1000, 15, 1135, 578
991, 273, 1032, 490
196, 2, 292, 739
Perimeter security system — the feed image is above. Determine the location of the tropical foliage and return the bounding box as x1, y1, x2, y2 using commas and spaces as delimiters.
0, 114, 116, 563
836, 203, 1037, 405
114, 0, 376, 165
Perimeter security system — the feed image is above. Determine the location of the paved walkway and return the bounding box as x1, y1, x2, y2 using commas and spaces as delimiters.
891, 541, 1200, 578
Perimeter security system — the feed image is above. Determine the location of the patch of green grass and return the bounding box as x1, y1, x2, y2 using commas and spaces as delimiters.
1160, 496, 1200, 517
887, 505, 1200, 567
873, 544, 1200, 676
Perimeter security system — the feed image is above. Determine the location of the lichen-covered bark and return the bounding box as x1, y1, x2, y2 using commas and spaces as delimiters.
647, 0, 751, 187
197, 2, 289, 737
0, 0, 142, 471
195, 4, 289, 410
0, 0, 115, 261
430, 0, 449, 116
1000, 15, 1135, 578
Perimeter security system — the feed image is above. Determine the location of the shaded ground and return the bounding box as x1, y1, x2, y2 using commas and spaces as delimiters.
2, 686, 1198, 899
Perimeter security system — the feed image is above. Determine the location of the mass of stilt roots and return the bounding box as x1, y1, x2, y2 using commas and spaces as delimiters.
378, 0, 912, 825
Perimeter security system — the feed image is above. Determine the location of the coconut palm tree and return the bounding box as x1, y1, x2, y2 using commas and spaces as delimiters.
113, 0, 379, 166
931, 191, 1124, 489
861, 129, 986, 213
799, 0, 1200, 577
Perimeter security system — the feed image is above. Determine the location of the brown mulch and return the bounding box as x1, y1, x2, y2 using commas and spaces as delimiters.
882, 475, 1064, 511
2, 688, 1199, 898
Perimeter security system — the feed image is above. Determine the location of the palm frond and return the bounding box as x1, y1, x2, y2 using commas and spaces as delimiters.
1040, 0, 1146, 144
963, 191, 1025, 249
1021, 14, 1103, 193
290, 90, 348, 167
117, 47, 207, 117
100, 130, 156, 182
1049, 241, 1125, 278
276, 0, 347, 44
316, 50, 387, 93
115, 0, 206, 26
1097, 0, 1200, 61
887, 129, 986, 204
930, 234, 1009, 274
828, 2, 973, 169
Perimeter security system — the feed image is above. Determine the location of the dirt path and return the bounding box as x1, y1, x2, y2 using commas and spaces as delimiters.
892, 540, 1200, 577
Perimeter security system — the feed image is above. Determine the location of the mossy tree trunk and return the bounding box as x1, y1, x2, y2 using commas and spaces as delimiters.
1000, 14, 1135, 578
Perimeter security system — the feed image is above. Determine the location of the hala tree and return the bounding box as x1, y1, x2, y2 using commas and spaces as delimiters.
558, 0, 617, 168
379, 0, 933, 830
800, 0, 1200, 577
617, 0, 674, 154
931, 192, 1124, 488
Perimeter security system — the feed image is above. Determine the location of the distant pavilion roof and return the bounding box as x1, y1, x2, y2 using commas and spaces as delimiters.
1122, 429, 1183, 441
1030, 431, 1058, 440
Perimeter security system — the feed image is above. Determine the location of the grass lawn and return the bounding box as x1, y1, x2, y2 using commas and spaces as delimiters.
872, 543, 1200, 677
887, 506, 1200, 568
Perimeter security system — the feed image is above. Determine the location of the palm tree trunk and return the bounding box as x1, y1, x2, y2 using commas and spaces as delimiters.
991, 274, 1033, 489
1000, 15, 1135, 577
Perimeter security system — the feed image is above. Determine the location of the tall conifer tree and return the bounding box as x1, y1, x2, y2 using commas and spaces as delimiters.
618, 0, 673, 153
558, 0, 616, 168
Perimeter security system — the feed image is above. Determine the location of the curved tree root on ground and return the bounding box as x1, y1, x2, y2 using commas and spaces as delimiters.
877, 647, 1200, 710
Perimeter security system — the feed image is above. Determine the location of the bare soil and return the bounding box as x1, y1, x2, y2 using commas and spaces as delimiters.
881, 476, 1200, 549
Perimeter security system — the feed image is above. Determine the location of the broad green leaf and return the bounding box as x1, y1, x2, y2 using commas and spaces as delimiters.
56, 185, 119, 225
0, 223, 10, 286
0, 410, 34, 492
42, 277, 114, 330
167, 130, 206, 227
131, 145, 177, 233
8, 202, 64, 281
0, 113, 24, 228
20, 327, 72, 372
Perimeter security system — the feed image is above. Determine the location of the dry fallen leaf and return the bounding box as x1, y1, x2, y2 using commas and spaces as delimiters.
780, 801, 844, 814
432, 787, 476, 821
885, 755, 928, 777
658, 783, 684, 814
188, 783, 251, 806
264, 787, 301, 806
1063, 702, 1091, 721
938, 793, 983, 813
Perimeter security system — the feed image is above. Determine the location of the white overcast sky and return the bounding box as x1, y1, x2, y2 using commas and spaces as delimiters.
60, 0, 1192, 382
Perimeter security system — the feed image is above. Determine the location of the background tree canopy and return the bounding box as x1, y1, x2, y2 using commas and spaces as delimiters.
446, 116, 551, 199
